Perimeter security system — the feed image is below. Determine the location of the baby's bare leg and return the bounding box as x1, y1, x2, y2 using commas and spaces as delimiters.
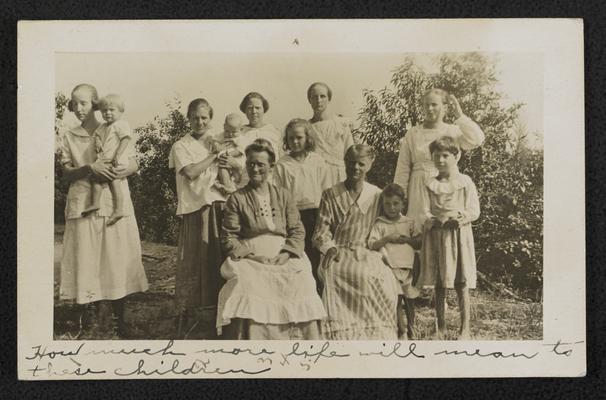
214, 167, 236, 194
107, 179, 126, 226
81, 179, 104, 217
455, 283, 471, 340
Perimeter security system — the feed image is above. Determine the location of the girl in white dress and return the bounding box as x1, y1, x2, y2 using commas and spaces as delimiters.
393, 88, 484, 227
273, 118, 330, 294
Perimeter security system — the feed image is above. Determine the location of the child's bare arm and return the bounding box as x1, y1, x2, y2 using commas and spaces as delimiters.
369, 232, 401, 250
112, 136, 131, 167
406, 234, 422, 250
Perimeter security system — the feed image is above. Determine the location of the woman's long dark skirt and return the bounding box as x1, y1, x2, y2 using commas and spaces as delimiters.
175, 202, 225, 312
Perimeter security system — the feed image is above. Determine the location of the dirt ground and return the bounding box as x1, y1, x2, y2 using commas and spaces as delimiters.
54, 225, 542, 341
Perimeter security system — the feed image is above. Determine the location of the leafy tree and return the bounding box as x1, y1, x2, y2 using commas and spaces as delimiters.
355, 53, 543, 296
130, 98, 188, 245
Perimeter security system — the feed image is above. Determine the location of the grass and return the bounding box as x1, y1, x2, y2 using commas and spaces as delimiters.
54, 225, 542, 341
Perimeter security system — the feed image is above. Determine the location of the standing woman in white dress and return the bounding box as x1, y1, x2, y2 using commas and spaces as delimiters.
393, 88, 485, 227
59, 83, 148, 338
307, 82, 355, 188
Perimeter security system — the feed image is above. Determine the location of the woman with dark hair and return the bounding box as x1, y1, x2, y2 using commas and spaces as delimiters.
60, 83, 148, 338
307, 82, 355, 187
216, 138, 326, 340
168, 98, 226, 337
313, 144, 400, 340
238, 91, 283, 157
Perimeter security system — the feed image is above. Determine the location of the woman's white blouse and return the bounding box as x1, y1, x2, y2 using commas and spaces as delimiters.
169, 131, 226, 215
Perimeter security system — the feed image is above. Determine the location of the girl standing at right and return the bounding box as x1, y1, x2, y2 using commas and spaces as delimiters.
273, 118, 330, 294
393, 89, 484, 227
419, 136, 480, 340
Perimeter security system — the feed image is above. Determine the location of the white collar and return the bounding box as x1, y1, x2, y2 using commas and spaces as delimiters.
68, 125, 92, 138
338, 181, 380, 215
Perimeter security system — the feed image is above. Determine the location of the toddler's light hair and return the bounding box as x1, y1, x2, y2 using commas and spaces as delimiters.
98, 94, 125, 113
224, 112, 243, 127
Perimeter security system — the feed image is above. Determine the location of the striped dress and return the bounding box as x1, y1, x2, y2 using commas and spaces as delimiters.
313, 182, 400, 340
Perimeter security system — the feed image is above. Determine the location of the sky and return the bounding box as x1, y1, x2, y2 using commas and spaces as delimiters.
56, 52, 543, 142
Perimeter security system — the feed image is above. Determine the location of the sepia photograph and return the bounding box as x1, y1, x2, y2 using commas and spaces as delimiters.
52, 51, 543, 342
18, 19, 584, 379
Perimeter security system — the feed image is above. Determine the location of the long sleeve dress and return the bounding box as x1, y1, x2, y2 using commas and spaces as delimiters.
309, 116, 355, 188
216, 183, 326, 339
393, 116, 484, 226
312, 182, 400, 340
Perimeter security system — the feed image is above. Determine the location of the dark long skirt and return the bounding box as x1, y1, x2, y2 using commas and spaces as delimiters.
300, 208, 322, 295
175, 202, 225, 312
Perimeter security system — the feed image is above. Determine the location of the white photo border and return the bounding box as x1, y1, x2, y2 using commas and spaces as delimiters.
18, 19, 585, 379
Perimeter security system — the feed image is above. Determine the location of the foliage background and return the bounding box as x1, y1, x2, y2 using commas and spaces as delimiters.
55, 52, 543, 298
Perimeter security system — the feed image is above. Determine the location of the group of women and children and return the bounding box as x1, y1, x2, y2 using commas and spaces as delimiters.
59, 81, 484, 341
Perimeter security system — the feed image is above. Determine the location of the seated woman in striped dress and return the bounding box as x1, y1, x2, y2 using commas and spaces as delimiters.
313, 144, 400, 340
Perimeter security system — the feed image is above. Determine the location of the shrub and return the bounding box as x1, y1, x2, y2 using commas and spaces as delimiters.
130, 99, 189, 245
